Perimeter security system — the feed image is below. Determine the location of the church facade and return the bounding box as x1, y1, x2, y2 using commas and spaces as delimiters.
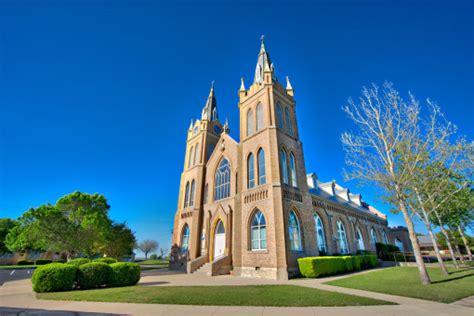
170, 39, 399, 279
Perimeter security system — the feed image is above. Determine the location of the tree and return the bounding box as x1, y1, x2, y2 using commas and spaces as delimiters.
159, 247, 169, 259
341, 82, 456, 284
5, 192, 120, 260
0, 219, 16, 254
102, 222, 136, 259
136, 239, 158, 260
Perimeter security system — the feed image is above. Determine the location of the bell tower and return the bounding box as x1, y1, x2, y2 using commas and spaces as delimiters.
172, 82, 223, 263
233, 37, 312, 279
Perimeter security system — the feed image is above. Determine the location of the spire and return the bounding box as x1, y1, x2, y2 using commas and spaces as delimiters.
201, 81, 218, 121
286, 76, 294, 96
222, 117, 230, 134
188, 118, 194, 130
254, 35, 274, 84
240, 77, 246, 91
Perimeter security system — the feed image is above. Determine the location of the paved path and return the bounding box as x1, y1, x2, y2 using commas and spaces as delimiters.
0, 268, 35, 286
0, 269, 472, 316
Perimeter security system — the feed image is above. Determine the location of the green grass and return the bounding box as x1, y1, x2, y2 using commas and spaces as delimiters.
37, 285, 394, 306
326, 267, 474, 303
137, 259, 168, 266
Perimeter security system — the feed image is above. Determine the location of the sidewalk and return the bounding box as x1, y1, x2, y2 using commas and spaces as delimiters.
0, 270, 472, 316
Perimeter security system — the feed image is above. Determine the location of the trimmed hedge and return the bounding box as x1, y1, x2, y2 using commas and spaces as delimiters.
298, 255, 378, 278
93, 257, 117, 264
77, 262, 112, 289
35, 259, 53, 265
68, 258, 91, 267
32, 263, 77, 293
17, 259, 34, 265
109, 262, 141, 287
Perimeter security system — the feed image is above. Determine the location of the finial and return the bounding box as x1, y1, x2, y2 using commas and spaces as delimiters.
223, 117, 230, 134
260, 34, 266, 53
286, 76, 293, 90
240, 77, 246, 91
188, 118, 194, 130
210, 80, 214, 91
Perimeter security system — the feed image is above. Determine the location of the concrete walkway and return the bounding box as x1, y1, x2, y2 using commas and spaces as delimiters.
0, 269, 472, 316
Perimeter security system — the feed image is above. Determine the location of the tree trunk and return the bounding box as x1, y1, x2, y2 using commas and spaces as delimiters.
450, 230, 465, 264
419, 206, 448, 275
399, 201, 431, 284
434, 212, 459, 269
145, 251, 148, 260
458, 226, 472, 260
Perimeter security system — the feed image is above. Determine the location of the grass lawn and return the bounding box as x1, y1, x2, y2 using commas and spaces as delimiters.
326, 267, 474, 303
137, 259, 168, 266
37, 285, 394, 306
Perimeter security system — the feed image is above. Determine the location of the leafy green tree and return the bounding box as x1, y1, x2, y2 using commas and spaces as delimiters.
0, 218, 16, 254
102, 222, 136, 259
5, 191, 121, 260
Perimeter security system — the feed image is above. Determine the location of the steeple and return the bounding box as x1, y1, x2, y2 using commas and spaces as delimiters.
201, 81, 218, 121
254, 35, 275, 84
286, 76, 294, 97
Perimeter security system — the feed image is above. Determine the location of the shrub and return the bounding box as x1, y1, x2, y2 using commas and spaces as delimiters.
109, 262, 141, 286
32, 263, 77, 293
93, 257, 117, 264
376, 242, 400, 260
54, 259, 67, 263
77, 262, 112, 289
298, 255, 378, 278
17, 259, 34, 265
149, 254, 158, 260
68, 258, 91, 267
35, 259, 52, 265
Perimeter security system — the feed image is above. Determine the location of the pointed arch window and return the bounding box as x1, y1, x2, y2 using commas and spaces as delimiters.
247, 153, 255, 189
256, 103, 264, 131
356, 228, 365, 250
288, 210, 302, 251
285, 108, 293, 136
188, 146, 194, 168
370, 227, 378, 246
382, 230, 389, 244
276, 103, 284, 129
337, 220, 349, 254
214, 158, 231, 201
257, 148, 266, 185
181, 224, 190, 252
395, 238, 404, 252
246, 109, 254, 136
194, 143, 200, 165
189, 180, 195, 207
183, 182, 190, 208
203, 184, 208, 204
289, 153, 297, 187
280, 149, 289, 184
251, 210, 267, 250
314, 214, 326, 253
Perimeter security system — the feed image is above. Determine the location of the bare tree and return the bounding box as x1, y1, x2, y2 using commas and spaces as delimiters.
136, 239, 159, 260
342, 82, 433, 284
159, 247, 169, 259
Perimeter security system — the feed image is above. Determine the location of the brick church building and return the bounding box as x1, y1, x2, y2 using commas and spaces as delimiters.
170, 38, 409, 279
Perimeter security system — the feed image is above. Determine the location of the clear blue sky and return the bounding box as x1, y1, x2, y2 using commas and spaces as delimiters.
1, 1, 473, 254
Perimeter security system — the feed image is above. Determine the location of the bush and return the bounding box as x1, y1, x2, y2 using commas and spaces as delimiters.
298, 255, 378, 278
376, 242, 400, 260
68, 258, 91, 267
17, 259, 34, 265
77, 262, 112, 289
54, 259, 67, 263
32, 263, 77, 293
109, 262, 141, 286
149, 254, 158, 260
35, 259, 52, 265
93, 257, 117, 264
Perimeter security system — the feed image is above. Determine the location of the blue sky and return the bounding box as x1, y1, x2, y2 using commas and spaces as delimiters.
0, 1, 473, 254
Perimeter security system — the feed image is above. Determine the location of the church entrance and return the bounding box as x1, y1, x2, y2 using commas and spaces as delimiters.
213, 220, 225, 260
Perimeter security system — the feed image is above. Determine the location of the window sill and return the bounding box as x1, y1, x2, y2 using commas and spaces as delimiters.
247, 250, 269, 254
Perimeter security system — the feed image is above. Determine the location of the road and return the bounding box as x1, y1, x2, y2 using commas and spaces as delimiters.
0, 268, 35, 285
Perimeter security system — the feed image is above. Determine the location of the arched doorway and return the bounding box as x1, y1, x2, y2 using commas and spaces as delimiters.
213, 220, 226, 260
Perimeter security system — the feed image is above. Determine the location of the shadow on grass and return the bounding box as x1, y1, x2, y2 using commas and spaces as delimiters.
447, 268, 472, 275
432, 272, 474, 284
140, 281, 170, 286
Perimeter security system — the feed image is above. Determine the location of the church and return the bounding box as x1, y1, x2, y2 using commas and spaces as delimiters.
170, 38, 407, 279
